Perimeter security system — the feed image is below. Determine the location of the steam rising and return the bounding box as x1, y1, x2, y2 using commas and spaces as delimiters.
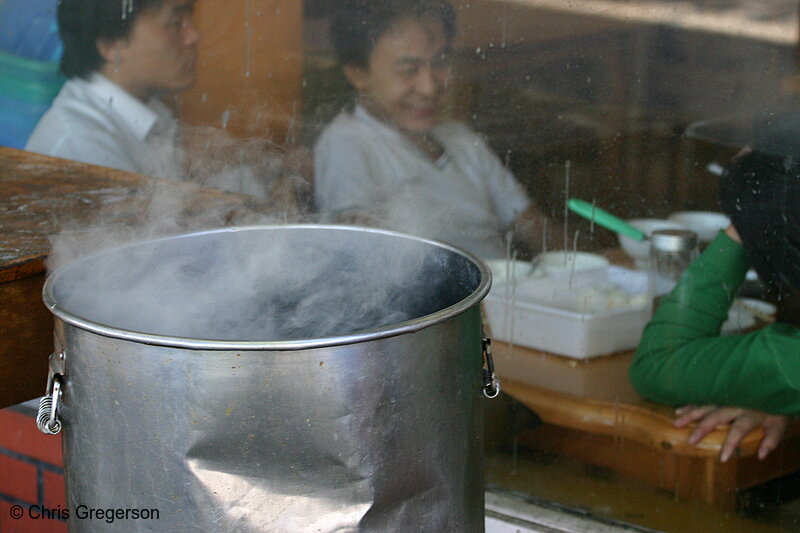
46, 122, 312, 271
48, 226, 480, 341
182, 125, 311, 203
44, 120, 484, 343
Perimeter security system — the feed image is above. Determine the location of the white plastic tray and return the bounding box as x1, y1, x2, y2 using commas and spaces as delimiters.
484, 266, 652, 359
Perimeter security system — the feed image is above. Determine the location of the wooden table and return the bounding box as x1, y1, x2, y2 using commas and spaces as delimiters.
495, 341, 800, 509
0, 147, 276, 409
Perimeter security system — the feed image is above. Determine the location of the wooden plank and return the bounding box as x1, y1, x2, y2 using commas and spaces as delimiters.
452, 0, 794, 48
178, 0, 304, 140
504, 377, 800, 459
0, 146, 278, 408
522, 422, 800, 510
509, 377, 800, 509
523, 423, 741, 507
492, 341, 641, 403
505, 377, 729, 458
0, 272, 52, 407
0, 147, 142, 277
0, 147, 277, 274
521, 425, 684, 493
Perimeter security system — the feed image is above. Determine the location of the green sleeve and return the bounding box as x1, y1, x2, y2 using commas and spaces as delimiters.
630, 230, 800, 415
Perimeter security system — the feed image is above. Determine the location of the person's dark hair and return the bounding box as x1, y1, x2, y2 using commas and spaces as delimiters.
330, 0, 457, 69
58, 0, 165, 79
719, 112, 800, 295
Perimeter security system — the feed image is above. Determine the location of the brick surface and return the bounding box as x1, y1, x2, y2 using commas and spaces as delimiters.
0, 409, 63, 467
43, 470, 66, 509
0, 501, 68, 533
0, 454, 37, 503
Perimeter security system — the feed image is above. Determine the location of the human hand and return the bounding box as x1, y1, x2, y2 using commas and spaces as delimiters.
724, 224, 742, 244
674, 405, 787, 462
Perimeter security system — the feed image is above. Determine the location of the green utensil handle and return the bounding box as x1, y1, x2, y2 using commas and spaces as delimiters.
567, 198, 646, 241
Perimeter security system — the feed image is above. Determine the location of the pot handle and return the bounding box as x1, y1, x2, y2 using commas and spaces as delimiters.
482, 336, 500, 399
37, 351, 65, 435
33, 339, 501, 430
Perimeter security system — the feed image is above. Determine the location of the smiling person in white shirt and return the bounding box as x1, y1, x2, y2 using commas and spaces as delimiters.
314, 0, 561, 259
26, 0, 199, 180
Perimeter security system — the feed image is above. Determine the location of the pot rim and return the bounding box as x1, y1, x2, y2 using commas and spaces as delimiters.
42, 224, 491, 350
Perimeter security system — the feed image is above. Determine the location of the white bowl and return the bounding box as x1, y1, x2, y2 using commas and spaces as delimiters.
667, 211, 730, 242
536, 251, 610, 276
618, 219, 687, 263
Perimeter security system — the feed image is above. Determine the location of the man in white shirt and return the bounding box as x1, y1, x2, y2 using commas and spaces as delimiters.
26, 0, 199, 181
314, 0, 560, 259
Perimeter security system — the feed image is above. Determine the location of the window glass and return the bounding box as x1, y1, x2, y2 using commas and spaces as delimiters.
301, 1, 800, 531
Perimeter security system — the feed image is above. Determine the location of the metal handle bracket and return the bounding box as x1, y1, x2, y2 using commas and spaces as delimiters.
37, 351, 66, 435
482, 337, 500, 399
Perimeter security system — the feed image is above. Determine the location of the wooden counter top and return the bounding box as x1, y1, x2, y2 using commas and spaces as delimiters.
0, 146, 276, 408
0, 147, 275, 280
504, 375, 800, 509
454, 0, 795, 47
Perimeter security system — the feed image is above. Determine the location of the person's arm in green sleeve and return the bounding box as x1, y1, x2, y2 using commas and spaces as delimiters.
630, 228, 800, 415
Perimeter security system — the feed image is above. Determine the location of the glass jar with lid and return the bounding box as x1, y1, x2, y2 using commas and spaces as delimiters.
649, 229, 699, 308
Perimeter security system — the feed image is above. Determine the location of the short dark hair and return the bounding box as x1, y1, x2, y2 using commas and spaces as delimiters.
58, 0, 165, 79
720, 112, 800, 294
330, 0, 457, 69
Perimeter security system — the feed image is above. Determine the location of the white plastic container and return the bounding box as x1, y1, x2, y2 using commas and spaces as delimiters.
484, 266, 652, 359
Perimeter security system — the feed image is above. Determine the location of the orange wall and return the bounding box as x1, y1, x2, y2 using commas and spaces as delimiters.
178, 0, 304, 142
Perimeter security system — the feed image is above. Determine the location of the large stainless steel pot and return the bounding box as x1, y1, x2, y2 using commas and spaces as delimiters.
38, 225, 493, 532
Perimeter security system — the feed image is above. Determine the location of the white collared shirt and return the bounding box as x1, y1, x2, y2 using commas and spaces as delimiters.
26, 73, 183, 180
314, 105, 531, 258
